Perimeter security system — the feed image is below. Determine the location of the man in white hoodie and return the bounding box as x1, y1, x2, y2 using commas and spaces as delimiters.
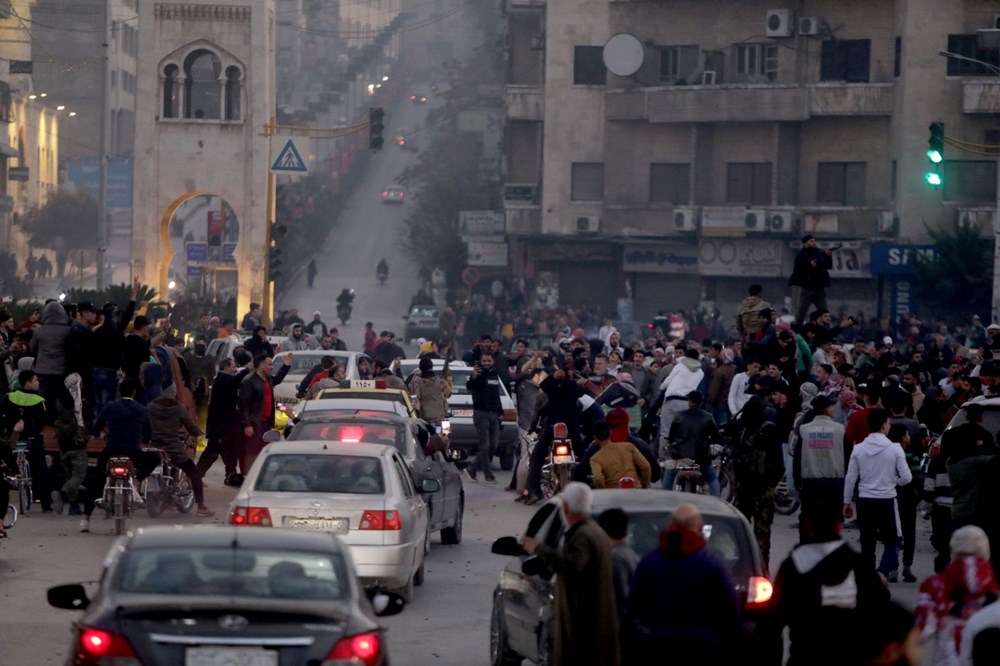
843, 408, 912, 580
658, 348, 704, 458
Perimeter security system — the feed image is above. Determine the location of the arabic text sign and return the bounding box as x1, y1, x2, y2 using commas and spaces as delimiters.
459, 210, 504, 235
699, 238, 782, 276
701, 207, 747, 237
622, 243, 699, 273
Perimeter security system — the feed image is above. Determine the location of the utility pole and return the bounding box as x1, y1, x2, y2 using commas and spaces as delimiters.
96, 0, 110, 290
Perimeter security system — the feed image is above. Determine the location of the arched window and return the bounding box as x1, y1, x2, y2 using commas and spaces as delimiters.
163, 64, 179, 118
225, 66, 241, 120
184, 49, 222, 119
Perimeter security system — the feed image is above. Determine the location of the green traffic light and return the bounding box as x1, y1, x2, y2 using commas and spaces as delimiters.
925, 171, 943, 187
927, 149, 943, 164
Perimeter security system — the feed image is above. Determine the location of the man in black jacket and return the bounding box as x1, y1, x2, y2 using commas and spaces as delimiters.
92, 279, 139, 414
523, 365, 586, 505
466, 351, 503, 483
663, 391, 722, 495
66, 301, 99, 404
789, 234, 834, 325
238, 352, 292, 470
197, 353, 250, 485
122, 315, 152, 383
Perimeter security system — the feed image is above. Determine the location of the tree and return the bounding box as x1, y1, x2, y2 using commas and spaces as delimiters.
20, 191, 100, 277
912, 216, 994, 323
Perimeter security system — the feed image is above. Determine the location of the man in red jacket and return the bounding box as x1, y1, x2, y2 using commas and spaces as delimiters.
846, 385, 882, 448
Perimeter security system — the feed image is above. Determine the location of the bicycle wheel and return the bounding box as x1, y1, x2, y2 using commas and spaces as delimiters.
175, 473, 195, 514
18, 482, 31, 514
113, 484, 126, 535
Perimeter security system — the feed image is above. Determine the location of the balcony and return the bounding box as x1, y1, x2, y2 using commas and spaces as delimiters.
606, 82, 893, 123
505, 85, 544, 120
809, 83, 894, 116
962, 81, 1000, 113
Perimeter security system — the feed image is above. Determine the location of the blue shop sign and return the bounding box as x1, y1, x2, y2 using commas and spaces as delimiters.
870, 243, 936, 275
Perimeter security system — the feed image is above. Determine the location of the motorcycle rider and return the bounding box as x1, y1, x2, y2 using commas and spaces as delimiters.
148, 392, 214, 517
662, 390, 722, 495
657, 348, 705, 458
337, 288, 355, 322
377, 258, 389, 281
589, 421, 651, 489
523, 364, 586, 505
0, 370, 51, 511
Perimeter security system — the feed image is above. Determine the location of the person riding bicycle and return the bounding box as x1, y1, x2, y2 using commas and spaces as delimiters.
148, 393, 214, 517
376, 258, 389, 280
80, 377, 161, 532
0, 370, 52, 511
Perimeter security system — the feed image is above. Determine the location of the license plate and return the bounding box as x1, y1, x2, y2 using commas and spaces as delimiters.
186, 647, 278, 666
283, 516, 349, 533
552, 455, 574, 464
451, 409, 473, 417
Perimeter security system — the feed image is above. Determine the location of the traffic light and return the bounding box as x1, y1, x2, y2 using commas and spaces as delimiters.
268, 223, 286, 282
369, 107, 384, 151
925, 121, 944, 188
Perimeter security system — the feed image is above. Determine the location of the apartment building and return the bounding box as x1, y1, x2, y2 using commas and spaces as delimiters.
503, 0, 1000, 322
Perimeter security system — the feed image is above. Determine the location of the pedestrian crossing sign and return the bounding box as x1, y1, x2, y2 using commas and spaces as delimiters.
270, 137, 309, 173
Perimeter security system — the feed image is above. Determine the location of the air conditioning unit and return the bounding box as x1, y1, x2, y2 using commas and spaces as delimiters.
877, 211, 898, 236
767, 211, 796, 234
993, 14, 1000, 29
798, 17, 819, 36
673, 207, 700, 232
744, 209, 768, 232
575, 215, 600, 233
766, 9, 793, 38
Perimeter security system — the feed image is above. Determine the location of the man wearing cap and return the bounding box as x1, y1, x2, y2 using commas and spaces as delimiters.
789, 234, 834, 325
794, 395, 848, 516
304, 311, 328, 338
66, 302, 99, 403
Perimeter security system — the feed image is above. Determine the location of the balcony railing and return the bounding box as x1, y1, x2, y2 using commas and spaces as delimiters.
505, 84, 544, 120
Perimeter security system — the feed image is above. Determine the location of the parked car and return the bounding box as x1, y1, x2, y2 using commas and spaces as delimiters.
489, 489, 770, 666
382, 186, 406, 203
229, 440, 437, 602
47, 525, 404, 666
403, 305, 442, 343
273, 350, 373, 406
286, 414, 465, 544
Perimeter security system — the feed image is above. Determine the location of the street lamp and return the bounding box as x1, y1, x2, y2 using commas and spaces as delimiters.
939, 50, 1000, 324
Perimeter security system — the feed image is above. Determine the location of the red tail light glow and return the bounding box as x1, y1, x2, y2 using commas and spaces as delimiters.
359, 510, 401, 530
553, 444, 571, 456
382, 191, 388, 197
110, 466, 131, 477
229, 506, 273, 527
619, 477, 636, 489
79, 628, 137, 659
327, 632, 381, 666
339, 426, 365, 443
553, 422, 569, 439
746, 576, 773, 606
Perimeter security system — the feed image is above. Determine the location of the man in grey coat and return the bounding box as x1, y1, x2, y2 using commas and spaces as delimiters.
30, 300, 71, 419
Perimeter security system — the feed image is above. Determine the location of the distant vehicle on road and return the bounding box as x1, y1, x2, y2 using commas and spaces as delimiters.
382, 186, 406, 203
409, 93, 428, 104
403, 305, 442, 343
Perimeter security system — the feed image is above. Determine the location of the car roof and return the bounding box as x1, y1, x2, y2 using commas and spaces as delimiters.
262, 440, 393, 458
299, 398, 402, 411
589, 489, 748, 520
126, 525, 345, 552
960, 395, 1000, 408
295, 413, 414, 426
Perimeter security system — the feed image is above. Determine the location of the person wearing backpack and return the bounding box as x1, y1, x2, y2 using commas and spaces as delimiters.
734, 396, 785, 574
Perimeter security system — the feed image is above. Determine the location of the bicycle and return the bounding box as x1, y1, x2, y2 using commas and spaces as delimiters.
9, 442, 33, 514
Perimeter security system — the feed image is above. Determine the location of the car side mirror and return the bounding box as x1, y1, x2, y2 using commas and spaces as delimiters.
48, 584, 90, 611
491, 536, 526, 557
520, 556, 546, 576
262, 430, 282, 444
419, 478, 441, 494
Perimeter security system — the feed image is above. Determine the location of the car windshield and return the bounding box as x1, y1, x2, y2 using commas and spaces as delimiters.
288, 422, 407, 455
277, 353, 351, 376
409, 306, 439, 318
946, 407, 1000, 438
255, 453, 385, 494
603, 510, 755, 585
114, 547, 349, 600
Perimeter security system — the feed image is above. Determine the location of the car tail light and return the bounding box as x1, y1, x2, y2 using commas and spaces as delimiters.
503, 408, 517, 423
553, 444, 571, 456
359, 510, 401, 530
646, 323, 654, 329
325, 632, 381, 666
553, 422, 569, 439
78, 628, 138, 662
229, 506, 273, 527
746, 576, 773, 606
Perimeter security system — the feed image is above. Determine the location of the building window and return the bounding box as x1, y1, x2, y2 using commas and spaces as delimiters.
573, 46, 606, 85
817, 162, 867, 206
184, 49, 222, 119
225, 66, 242, 120
984, 130, 1000, 155
659, 45, 699, 84
946, 35, 999, 76
820, 39, 871, 83
162, 64, 179, 118
943, 160, 997, 204
733, 43, 778, 82
571, 162, 604, 201
894, 37, 901, 78
649, 163, 691, 204
726, 163, 772, 206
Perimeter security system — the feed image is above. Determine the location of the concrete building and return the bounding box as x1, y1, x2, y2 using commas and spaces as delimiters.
502, 0, 1000, 323
131, 0, 276, 317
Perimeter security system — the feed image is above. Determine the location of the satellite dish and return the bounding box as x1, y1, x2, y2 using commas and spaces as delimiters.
603, 33, 645, 77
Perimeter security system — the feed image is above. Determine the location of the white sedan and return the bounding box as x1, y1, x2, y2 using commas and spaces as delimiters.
229, 440, 437, 602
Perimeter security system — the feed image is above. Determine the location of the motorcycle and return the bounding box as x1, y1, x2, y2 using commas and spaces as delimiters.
337, 289, 355, 325
665, 444, 735, 501
773, 477, 801, 516
541, 423, 576, 498
100, 457, 140, 535
377, 268, 388, 285
141, 446, 196, 518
